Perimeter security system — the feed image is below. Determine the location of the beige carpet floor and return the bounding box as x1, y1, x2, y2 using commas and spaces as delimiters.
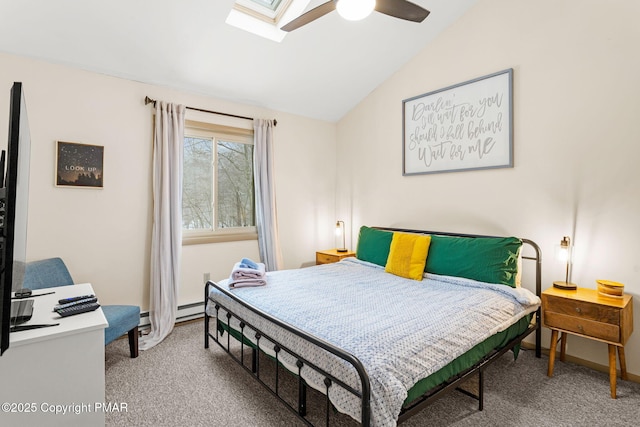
105, 320, 640, 426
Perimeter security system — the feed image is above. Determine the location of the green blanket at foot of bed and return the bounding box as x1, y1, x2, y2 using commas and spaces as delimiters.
403, 314, 531, 406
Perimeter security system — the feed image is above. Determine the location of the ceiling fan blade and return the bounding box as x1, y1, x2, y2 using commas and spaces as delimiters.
375, 0, 430, 23
280, 1, 337, 32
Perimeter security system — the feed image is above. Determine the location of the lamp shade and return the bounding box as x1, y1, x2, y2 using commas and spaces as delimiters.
335, 220, 347, 252
553, 236, 576, 290
336, 0, 375, 21
555, 236, 571, 263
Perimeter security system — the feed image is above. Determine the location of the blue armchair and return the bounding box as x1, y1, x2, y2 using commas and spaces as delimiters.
23, 258, 140, 358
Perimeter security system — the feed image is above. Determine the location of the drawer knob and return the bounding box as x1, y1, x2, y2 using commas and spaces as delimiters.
578, 325, 584, 332
575, 307, 582, 313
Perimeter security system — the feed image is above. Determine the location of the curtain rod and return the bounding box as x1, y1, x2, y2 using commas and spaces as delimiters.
144, 96, 276, 126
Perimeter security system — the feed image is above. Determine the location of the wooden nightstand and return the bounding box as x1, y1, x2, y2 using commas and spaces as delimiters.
315, 249, 356, 265
542, 286, 633, 398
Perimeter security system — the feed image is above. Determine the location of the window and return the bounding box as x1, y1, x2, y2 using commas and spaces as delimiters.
182, 120, 257, 245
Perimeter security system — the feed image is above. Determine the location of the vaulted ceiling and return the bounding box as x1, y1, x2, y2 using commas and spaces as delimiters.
0, 0, 478, 122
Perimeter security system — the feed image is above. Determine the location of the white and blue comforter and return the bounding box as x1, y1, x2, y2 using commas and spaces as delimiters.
206, 257, 540, 426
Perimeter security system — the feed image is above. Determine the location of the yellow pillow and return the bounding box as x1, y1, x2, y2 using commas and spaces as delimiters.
385, 233, 431, 281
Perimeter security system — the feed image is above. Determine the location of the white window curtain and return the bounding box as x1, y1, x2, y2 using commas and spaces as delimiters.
253, 119, 282, 271
140, 101, 186, 351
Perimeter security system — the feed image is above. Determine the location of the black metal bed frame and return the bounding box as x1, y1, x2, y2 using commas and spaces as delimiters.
204, 228, 542, 426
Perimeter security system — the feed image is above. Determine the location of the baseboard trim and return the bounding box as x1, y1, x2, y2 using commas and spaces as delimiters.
521, 342, 640, 384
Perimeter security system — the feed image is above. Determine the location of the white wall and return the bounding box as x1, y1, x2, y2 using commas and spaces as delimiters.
0, 52, 337, 309
337, 0, 640, 376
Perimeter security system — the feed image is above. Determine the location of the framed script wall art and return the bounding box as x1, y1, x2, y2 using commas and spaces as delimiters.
56, 141, 104, 188
402, 69, 513, 175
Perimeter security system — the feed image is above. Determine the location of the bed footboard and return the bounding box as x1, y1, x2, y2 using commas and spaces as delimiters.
204, 280, 372, 426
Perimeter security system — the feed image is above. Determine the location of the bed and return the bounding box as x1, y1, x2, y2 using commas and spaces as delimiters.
204, 227, 542, 426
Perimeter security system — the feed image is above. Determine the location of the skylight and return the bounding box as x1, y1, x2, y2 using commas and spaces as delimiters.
226, 0, 311, 42
250, 0, 284, 11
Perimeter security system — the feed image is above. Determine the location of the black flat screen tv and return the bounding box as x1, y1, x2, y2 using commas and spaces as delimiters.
0, 82, 31, 356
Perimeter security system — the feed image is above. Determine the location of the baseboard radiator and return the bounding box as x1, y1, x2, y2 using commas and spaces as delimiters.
138, 301, 204, 329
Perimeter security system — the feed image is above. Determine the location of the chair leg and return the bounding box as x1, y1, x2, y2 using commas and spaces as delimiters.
128, 326, 139, 358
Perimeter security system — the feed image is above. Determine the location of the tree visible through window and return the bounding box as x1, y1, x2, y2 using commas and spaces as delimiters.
217, 140, 254, 228
182, 122, 255, 242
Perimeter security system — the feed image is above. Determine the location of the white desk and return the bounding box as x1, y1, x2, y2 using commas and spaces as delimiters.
0, 283, 108, 427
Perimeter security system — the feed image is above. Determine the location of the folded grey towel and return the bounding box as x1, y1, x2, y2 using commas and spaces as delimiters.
231, 261, 266, 280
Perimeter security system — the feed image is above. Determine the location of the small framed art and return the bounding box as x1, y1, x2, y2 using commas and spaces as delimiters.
56, 141, 104, 188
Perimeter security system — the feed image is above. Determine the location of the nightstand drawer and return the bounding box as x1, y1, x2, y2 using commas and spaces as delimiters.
544, 296, 619, 325
316, 253, 337, 264
544, 311, 620, 342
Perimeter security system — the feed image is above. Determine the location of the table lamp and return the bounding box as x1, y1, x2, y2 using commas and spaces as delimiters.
553, 236, 577, 290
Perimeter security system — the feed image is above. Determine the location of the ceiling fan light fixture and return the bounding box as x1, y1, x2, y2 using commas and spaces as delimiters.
336, 0, 375, 21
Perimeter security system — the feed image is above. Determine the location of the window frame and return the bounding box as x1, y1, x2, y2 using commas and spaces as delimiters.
182, 120, 257, 246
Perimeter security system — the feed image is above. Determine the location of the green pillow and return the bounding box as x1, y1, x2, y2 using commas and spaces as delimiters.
425, 235, 522, 287
355, 226, 393, 267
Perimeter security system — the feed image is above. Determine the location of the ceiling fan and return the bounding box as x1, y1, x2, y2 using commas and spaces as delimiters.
281, 0, 430, 32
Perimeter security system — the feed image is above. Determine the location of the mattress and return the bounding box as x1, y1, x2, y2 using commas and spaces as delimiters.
206, 258, 540, 426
